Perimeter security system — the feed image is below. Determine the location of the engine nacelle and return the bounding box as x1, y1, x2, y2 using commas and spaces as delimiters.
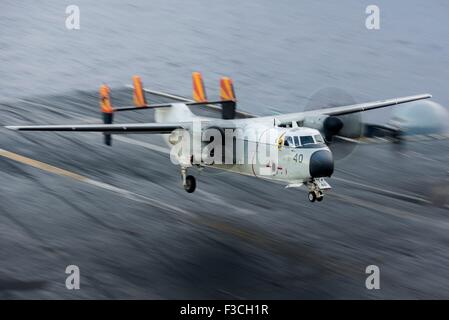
302, 115, 343, 141
302, 115, 327, 130
323, 116, 344, 135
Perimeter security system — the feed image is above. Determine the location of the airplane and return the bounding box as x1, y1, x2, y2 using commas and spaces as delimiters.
5, 72, 432, 202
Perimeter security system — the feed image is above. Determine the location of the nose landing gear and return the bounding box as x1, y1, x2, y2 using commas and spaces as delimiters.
308, 190, 323, 202
307, 178, 330, 202
308, 191, 316, 202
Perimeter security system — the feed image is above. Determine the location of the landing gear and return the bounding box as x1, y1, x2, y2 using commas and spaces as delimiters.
308, 191, 323, 202
184, 175, 196, 193
308, 192, 316, 202
181, 167, 196, 193
307, 178, 330, 203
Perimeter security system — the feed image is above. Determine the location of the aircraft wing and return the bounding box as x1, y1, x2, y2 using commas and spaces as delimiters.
271, 94, 432, 123
6, 123, 188, 134
6, 94, 433, 133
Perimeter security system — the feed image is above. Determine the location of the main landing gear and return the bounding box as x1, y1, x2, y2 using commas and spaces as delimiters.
181, 167, 196, 193
307, 178, 331, 203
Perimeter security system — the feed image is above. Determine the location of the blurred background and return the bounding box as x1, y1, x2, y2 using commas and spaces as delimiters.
0, 0, 449, 299
1, 0, 448, 115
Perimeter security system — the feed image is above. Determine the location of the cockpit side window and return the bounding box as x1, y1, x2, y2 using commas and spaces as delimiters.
314, 134, 324, 143
293, 136, 300, 147
284, 136, 293, 146
300, 136, 314, 145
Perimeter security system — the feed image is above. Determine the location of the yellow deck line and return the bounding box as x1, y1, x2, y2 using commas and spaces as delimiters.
0, 147, 194, 217
0, 148, 87, 181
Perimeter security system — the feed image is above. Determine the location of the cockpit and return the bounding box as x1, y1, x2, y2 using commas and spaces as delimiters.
283, 133, 325, 148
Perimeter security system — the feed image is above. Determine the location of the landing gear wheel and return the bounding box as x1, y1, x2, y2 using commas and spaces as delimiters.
308, 192, 316, 202
316, 191, 324, 202
184, 175, 196, 193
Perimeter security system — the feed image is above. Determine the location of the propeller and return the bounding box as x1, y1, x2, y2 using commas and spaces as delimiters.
364, 100, 449, 152
304, 87, 362, 161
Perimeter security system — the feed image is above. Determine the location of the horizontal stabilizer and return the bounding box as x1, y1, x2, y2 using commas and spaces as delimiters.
123, 85, 256, 118
113, 100, 236, 112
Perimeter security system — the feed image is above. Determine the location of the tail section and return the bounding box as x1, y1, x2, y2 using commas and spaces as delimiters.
99, 74, 239, 133
192, 72, 207, 102
132, 75, 147, 107
220, 77, 236, 119
99, 84, 114, 146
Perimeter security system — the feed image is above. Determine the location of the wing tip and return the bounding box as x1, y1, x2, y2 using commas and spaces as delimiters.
5, 126, 19, 131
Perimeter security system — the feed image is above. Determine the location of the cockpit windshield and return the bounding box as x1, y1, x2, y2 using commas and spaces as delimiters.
293, 136, 300, 147
300, 136, 314, 146
284, 133, 325, 148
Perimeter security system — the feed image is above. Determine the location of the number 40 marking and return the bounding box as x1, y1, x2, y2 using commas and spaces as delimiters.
293, 154, 303, 163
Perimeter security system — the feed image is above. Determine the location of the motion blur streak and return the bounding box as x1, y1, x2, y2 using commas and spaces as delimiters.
2, 88, 449, 299
0, 148, 192, 217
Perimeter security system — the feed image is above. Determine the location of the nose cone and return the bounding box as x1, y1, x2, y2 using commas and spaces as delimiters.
309, 150, 334, 178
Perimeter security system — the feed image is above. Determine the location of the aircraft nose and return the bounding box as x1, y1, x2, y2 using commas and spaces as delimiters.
309, 150, 334, 178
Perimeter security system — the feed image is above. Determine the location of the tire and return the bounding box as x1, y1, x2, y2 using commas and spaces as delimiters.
316, 191, 324, 202
308, 192, 316, 202
184, 175, 196, 193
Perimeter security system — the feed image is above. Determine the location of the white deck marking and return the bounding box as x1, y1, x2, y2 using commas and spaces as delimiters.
333, 176, 429, 204
114, 136, 170, 154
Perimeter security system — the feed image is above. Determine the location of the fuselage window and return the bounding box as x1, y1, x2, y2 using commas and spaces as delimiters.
300, 135, 314, 146
293, 136, 300, 147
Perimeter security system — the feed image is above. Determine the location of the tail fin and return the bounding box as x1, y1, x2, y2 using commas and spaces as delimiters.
192, 72, 207, 102
99, 84, 114, 146
132, 75, 147, 107
220, 77, 236, 101
220, 77, 236, 119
